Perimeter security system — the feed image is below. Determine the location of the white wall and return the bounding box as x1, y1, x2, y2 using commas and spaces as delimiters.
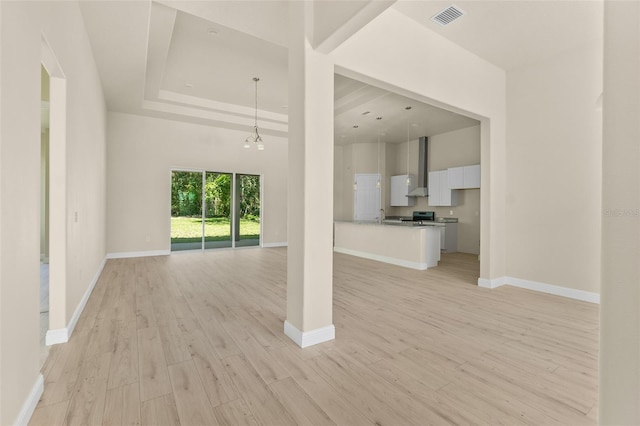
107, 112, 288, 254
506, 40, 602, 294
0, 1, 107, 424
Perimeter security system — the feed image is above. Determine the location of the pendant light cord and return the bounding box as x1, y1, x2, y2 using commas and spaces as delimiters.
254, 77, 258, 128
253, 77, 260, 136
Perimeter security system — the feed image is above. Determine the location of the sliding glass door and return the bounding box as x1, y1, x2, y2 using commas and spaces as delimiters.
171, 171, 203, 251
171, 170, 260, 251
204, 172, 232, 249
236, 174, 261, 247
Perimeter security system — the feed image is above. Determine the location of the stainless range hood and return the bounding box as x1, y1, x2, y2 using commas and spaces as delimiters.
407, 136, 429, 197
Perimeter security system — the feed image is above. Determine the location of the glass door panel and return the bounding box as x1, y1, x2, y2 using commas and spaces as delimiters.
235, 174, 260, 247
171, 171, 203, 251
204, 172, 232, 249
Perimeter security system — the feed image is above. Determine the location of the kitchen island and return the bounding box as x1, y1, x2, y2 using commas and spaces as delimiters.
334, 221, 442, 270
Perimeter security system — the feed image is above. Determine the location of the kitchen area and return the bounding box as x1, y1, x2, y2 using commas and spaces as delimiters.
333, 76, 481, 270
334, 210, 459, 270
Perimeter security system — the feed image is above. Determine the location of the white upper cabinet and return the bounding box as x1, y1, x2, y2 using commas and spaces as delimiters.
448, 166, 465, 189
463, 164, 481, 188
429, 170, 458, 207
447, 164, 480, 189
390, 174, 416, 206
428, 170, 440, 205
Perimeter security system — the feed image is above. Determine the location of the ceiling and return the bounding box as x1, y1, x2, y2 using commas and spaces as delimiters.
334, 75, 478, 145
393, 0, 603, 72
78, 0, 602, 146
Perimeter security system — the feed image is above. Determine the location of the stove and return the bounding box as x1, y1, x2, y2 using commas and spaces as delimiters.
402, 211, 436, 223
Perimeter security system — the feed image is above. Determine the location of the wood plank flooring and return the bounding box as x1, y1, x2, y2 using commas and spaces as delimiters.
30, 248, 599, 425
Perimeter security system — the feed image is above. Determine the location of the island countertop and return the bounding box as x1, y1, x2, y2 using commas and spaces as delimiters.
334, 221, 441, 270
335, 220, 445, 227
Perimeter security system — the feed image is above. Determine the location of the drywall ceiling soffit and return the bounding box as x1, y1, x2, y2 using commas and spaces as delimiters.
156, 0, 289, 48
334, 75, 479, 145
143, 3, 288, 134
313, 0, 397, 53
79, 0, 477, 142
80, 0, 289, 136
392, 0, 603, 71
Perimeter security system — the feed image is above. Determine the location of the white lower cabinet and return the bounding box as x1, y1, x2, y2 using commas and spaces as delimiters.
440, 223, 458, 253
429, 170, 457, 207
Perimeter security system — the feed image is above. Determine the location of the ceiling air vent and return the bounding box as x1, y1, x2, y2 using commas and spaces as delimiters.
431, 5, 465, 26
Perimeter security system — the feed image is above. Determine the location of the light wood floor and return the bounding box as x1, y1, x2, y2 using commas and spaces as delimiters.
31, 248, 599, 425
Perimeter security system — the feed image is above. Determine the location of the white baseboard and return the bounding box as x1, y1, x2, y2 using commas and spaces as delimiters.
14, 373, 43, 426
477, 277, 508, 289
106, 249, 170, 259
45, 328, 69, 346
46, 257, 107, 346
478, 276, 600, 304
507, 276, 600, 304
334, 247, 430, 270
262, 242, 288, 248
284, 320, 335, 348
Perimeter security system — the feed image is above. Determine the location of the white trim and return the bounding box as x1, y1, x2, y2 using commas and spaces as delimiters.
46, 257, 106, 345
106, 250, 170, 259
158, 90, 288, 123
334, 247, 430, 270
478, 276, 600, 304
13, 374, 43, 426
142, 100, 288, 133
284, 321, 335, 348
507, 276, 600, 304
477, 276, 507, 289
262, 242, 288, 248
45, 328, 69, 346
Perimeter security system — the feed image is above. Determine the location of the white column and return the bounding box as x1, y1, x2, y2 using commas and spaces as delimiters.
284, 1, 335, 348
599, 1, 640, 424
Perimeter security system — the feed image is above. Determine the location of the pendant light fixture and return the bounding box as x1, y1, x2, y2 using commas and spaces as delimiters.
244, 77, 264, 150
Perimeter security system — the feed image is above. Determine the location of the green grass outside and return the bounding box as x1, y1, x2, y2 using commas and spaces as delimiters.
171, 216, 260, 243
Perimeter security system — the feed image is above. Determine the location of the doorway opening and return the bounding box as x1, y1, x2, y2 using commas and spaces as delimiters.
40, 65, 50, 364
41, 34, 68, 347
334, 71, 484, 275
171, 170, 261, 251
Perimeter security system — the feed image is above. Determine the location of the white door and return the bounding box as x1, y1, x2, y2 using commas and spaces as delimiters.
354, 173, 381, 221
